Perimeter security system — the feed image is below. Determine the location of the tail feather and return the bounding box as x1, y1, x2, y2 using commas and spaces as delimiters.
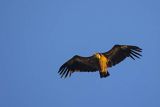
100, 71, 110, 78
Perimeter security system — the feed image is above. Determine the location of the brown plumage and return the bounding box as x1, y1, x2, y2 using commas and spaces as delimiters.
58, 45, 142, 78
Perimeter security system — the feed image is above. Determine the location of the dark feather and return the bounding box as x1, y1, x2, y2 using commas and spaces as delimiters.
58, 55, 99, 78
102, 45, 142, 67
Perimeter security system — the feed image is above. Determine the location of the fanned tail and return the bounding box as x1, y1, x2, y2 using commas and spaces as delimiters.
100, 71, 110, 78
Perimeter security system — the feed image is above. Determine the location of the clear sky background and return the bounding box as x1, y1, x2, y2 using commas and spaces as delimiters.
0, 0, 160, 107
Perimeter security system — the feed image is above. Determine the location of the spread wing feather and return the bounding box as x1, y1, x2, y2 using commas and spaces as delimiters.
58, 55, 99, 78
102, 45, 142, 67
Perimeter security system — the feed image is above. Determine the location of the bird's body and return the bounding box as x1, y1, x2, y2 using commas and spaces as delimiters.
95, 53, 109, 78
58, 45, 142, 78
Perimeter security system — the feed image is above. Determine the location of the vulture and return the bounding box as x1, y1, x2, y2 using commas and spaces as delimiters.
58, 45, 142, 78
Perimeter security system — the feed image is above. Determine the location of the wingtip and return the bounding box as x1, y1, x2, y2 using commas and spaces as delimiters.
129, 54, 135, 60
129, 46, 142, 60
130, 45, 142, 51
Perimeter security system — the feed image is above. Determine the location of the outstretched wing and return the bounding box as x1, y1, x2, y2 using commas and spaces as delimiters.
58, 55, 99, 78
102, 45, 142, 67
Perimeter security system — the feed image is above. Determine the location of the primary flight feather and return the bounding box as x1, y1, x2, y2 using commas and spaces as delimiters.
58, 44, 142, 78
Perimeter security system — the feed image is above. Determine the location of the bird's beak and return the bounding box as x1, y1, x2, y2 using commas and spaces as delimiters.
95, 53, 101, 59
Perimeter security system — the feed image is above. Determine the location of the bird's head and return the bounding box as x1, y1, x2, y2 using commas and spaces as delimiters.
94, 53, 101, 59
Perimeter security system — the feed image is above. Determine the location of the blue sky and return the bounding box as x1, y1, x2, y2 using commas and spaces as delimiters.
0, 0, 160, 107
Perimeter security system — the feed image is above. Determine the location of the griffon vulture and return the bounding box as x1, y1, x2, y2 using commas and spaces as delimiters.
58, 45, 142, 78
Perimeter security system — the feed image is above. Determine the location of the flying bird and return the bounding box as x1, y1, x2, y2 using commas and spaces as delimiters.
58, 45, 142, 78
